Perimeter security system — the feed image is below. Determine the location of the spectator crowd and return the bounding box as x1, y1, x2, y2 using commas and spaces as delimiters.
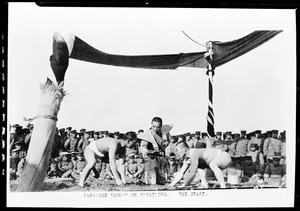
9, 122, 287, 188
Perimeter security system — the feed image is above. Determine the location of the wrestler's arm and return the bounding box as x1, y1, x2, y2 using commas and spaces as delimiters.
108, 143, 123, 185
169, 161, 190, 187
183, 154, 199, 187
117, 154, 127, 183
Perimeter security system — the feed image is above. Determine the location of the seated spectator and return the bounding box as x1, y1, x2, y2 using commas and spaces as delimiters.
263, 153, 286, 187
99, 163, 114, 181
125, 152, 142, 183
16, 152, 27, 179
10, 150, 20, 180
223, 157, 243, 185
46, 159, 62, 178
168, 153, 179, 179
57, 152, 74, 178
247, 143, 264, 166
242, 156, 263, 183
94, 157, 103, 176
71, 154, 87, 180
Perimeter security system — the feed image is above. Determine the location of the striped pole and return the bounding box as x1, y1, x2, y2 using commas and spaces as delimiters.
206, 67, 215, 138
205, 42, 215, 138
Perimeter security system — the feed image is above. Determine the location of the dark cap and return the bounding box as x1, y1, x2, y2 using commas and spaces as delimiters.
226, 131, 232, 135
79, 128, 86, 133
66, 127, 72, 131
195, 131, 201, 135
185, 133, 191, 136
273, 152, 281, 159
202, 132, 208, 138
272, 130, 279, 134
240, 130, 247, 134
216, 132, 222, 135
118, 133, 124, 139
138, 129, 144, 133
70, 130, 77, 134
12, 124, 20, 128
59, 128, 65, 132
190, 133, 195, 137
178, 135, 184, 139
85, 131, 91, 135
114, 131, 120, 135
103, 131, 109, 134
170, 135, 175, 139
94, 131, 100, 135
245, 156, 252, 160
255, 130, 262, 134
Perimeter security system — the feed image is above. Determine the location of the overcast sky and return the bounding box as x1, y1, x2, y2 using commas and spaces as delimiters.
8, 4, 296, 135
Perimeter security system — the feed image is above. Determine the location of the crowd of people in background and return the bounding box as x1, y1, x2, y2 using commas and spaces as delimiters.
9, 121, 286, 188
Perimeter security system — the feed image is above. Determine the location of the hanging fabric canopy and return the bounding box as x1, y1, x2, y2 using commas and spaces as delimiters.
69, 30, 282, 72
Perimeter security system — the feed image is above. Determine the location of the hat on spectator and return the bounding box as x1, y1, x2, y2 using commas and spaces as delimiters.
60, 151, 70, 156
79, 128, 86, 134
59, 128, 65, 132
245, 156, 252, 161
255, 130, 262, 134
114, 131, 120, 135
184, 133, 191, 136
273, 152, 281, 160
16, 126, 23, 131
202, 132, 208, 138
11, 147, 21, 152
66, 127, 72, 131
118, 133, 124, 139
216, 131, 222, 135
272, 130, 279, 134
178, 135, 184, 139
94, 131, 100, 135
12, 124, 19, 128
195, 131, 201, 135
70, 130, 77, 134
240, 130, 247, 135
103, 131, 109, 134
226, 131, 232, 135
190, 133, 195, 138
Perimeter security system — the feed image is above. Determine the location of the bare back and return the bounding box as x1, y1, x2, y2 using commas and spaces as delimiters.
190, 148, 221, 164
94, 137, 120, 155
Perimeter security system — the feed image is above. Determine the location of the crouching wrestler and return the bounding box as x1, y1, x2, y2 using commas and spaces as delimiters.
169, 141, 231, 189
78, 131, 137, 187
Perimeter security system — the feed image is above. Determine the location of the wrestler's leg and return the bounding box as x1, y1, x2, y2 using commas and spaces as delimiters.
197, 168, 208, 188
116, 159, 126, 184
209, 152, 231, 188
209, 159, 227, 188
78, 147, 96, 187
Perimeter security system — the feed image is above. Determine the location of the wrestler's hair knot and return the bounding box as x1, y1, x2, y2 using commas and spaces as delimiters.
123, 131, 137, 141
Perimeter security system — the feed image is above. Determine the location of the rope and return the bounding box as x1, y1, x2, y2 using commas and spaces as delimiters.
181, 31, 206, 48
25, 115, 58, 123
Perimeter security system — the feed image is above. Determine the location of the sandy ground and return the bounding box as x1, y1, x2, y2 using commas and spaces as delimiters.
10, 177, 282, 192
10, 177, 176, 192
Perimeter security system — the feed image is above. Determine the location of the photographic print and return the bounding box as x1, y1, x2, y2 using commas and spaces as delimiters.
7, 3, 296, 207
